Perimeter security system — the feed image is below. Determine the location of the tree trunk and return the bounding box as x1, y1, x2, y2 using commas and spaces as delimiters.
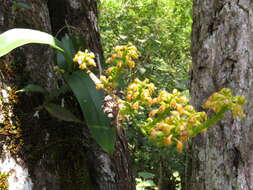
188, 0, 253, 189
0, 1, 61, 189
0, 0, 134, 190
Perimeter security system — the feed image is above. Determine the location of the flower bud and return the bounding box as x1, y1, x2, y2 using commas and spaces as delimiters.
176, 140, 183, 152
164, 135, 173, 146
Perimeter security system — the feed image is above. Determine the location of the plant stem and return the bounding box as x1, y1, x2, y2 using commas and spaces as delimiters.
191, 106, 229, 136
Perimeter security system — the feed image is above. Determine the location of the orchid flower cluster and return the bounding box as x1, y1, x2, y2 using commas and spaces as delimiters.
100, 43, 140, 92
119, 81, 208, 152
203, 88, 246, 118
73, 50, 96, 70
73, 43, 140, 95
73, 44, 246, 152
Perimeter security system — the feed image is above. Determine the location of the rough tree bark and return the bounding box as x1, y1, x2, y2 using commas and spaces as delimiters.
187, 0, 253, 189
0, 0, 134, 190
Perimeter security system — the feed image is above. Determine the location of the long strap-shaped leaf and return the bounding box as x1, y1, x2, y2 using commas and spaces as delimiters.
64, 71, 116, 153
0, 28, 64, 57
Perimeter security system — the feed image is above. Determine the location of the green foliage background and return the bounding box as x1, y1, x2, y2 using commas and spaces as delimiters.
99, 0, 192, 91
99, 0, 192, 189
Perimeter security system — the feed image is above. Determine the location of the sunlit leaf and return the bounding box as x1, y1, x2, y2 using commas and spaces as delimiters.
0, 28, 64, 57
136, 180, 156, 188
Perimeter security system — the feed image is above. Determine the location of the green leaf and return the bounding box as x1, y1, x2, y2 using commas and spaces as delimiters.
48, 86, 70, 100
16, 84, 48, 95
59, 34, 76, 72
44, 103, 82, 123
0, 28, 64, 57
136, 180, 156, 188
61, 34, 76, 57
138, 172, 155, 179
13, 2, 31, 9
56, 51, 67, 70
64, 70, 116, 153
55, 34, 77, 73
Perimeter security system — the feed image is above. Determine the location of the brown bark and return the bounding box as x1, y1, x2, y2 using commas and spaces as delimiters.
188, 0, 253, 189
0, 0, 134, 190
111, 128, 135, 190
86, 127, 134, 190
0, 0, 62, 189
